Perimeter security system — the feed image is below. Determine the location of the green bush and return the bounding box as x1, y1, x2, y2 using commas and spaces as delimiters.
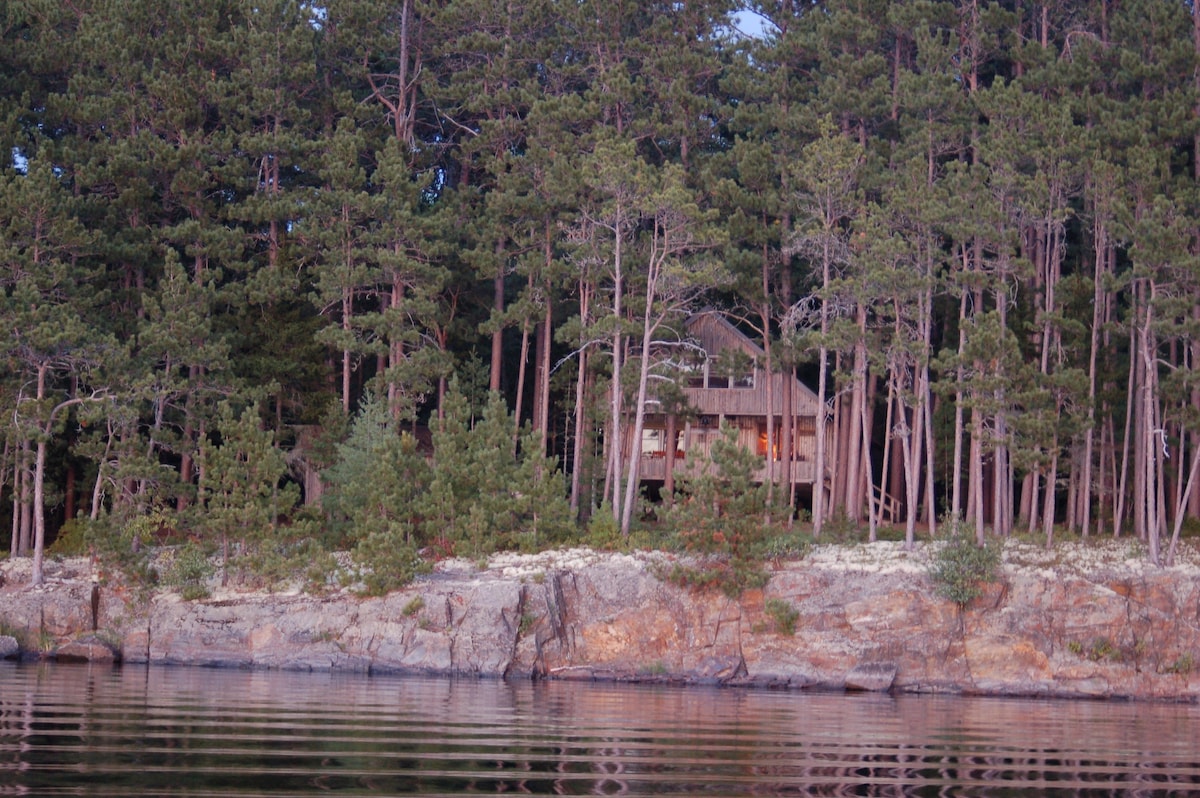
1087, 636, 1117, 662
84, 508, 170, 590
928, 530, 1000, 606
764, 597, 799, 636
167, 542, 213, 600
583, 505, 623, 549
1165, 652, 1195, 675
756, 533, 809, 563
820, 512, 860, 543
349, 531, 430, 597
48, 518, 90, 556
661, 556, 770, 599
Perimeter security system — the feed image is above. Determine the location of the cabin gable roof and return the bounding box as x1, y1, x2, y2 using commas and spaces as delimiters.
683, 312, 821, 408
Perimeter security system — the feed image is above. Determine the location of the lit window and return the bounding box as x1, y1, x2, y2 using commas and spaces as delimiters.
641, 428, 666, 456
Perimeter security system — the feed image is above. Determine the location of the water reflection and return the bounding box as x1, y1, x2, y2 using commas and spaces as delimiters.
1, 661, 1198, 795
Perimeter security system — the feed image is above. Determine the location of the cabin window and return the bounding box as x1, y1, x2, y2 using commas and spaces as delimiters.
796, 415, 816, 435
681, 361, 706, 388
757, 423, 783, 460
681, 361, 752, 389
641, 428, 666, 456
710, 350, 754, 390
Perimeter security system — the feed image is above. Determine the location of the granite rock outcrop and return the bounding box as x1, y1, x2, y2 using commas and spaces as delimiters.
2, 542, 1198, 701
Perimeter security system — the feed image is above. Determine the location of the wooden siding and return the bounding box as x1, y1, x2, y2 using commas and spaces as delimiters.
684, 380, 818, 416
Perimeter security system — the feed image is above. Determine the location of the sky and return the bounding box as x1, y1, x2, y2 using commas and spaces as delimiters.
730, 8, 772, 39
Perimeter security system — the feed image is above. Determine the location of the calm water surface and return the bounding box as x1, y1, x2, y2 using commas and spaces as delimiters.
1, 662, 1198, 796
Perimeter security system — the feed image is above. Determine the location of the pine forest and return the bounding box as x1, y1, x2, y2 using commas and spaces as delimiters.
3, 0, 1200, 590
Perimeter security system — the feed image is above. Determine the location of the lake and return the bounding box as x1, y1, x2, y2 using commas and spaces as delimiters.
1, 662, 1198, 796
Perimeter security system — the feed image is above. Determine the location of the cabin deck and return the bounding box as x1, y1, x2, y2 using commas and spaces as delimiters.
636, 452, 819, 485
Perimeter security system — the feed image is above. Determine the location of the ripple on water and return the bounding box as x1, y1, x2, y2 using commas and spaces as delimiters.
2, 663, 1200, 796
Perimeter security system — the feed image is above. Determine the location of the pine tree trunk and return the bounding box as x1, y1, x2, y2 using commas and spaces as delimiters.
844, 303, 868, 523
1101, 412, 1116, 534
921, 293, 937, 539
1115, 316, 1137, 537
1168, 444, 1200, 565
341, 287, 353, 413
780, 228, 797, 528
860, 371, 877, 541
813, 341, 829, 537
32, 437, 48, 586
1081, 222, 1107, 537
664, 412, 678, 503
490, 242, 506, 392
31, 363, 50, 586
621, 304, 657, 538
994, 272, 1011, 538
387, 278, 405, 419
951, 291, 967, 520
1043, 441, 1059, 547
514, 316, 530, 436
1142, 286, 1162, 563
972, 400, 986, 544
537, 297, 552, 455
10, 442, 25, 557
570, 281, 592, 517
1191, 0, 1200, 524
178, 364, 200, 512
812, 230, 832, 536
608, 232, 625, 526
1191, 306, 1200, 520
760, 301, 776, 505
832, 379, 850, 514
877, 349, 896, 535
1066, 449, 1079, 532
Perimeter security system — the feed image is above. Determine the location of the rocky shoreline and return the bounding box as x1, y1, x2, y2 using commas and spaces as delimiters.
3, 541, 1200, 701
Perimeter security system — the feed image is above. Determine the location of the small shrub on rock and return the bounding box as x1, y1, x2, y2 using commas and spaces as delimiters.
48, 518, 90, 557
928, 527, 1000, 606
350, 531, 429, 597
167, 542, 213, 600
584, 505, 622, 550
764, 597, 799, 636
1164, 652, 1195, 675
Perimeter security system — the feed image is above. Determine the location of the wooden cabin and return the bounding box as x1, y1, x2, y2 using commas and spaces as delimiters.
629, 313, 828, 488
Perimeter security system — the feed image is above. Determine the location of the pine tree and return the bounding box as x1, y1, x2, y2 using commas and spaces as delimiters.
422, 388, 572, 557
322, 392, 429, 593
784, 118, 864, 538
619, 161, 728, 537
196, 401, 298, 586
667, 423, 772, 596
0, 157, 112, 585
